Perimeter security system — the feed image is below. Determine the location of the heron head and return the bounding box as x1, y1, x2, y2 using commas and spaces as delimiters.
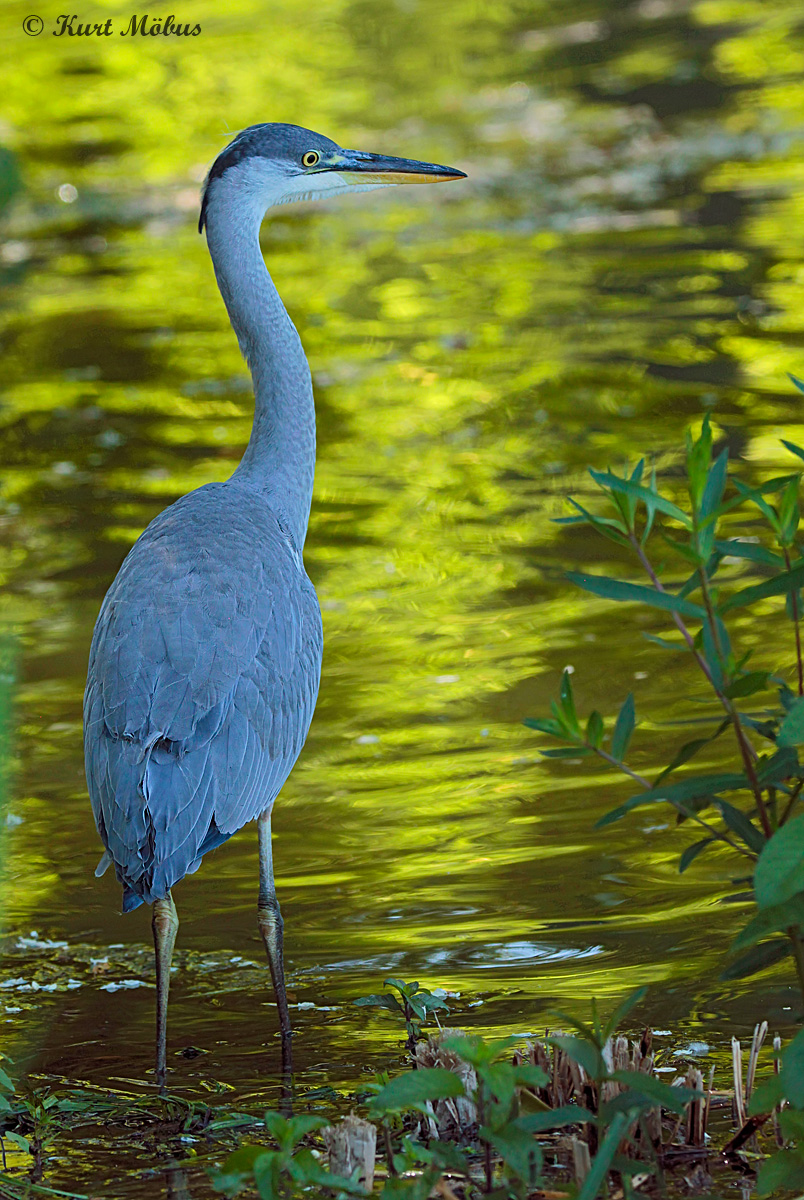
199, 123, 466, 232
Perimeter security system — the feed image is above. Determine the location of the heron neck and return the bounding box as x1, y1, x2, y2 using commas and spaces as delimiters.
204, 192, 315, 549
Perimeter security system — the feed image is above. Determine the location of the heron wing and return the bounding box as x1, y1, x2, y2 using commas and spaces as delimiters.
84, 482, 322, 909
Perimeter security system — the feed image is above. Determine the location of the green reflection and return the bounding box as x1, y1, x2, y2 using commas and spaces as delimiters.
1, 0, 804, 1191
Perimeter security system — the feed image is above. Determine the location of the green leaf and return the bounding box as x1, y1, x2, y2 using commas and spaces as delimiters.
548, 1036, 605, 1080
539, 747, 594, 759
643, 633, 686, 651
440, 1033, 520, 1067
756, 1150, 804, 1197
715, 540, 783, 568
700, 448, 729, 520
782, 433, 804, 461
354, 994, 404, 1014
778, 697, 804, 747
0, 1067, 15, 1092
679, 836, 716, 873
577, 1112, 629, 1200
723, 672, 771, 699
719, 938, 791, 980
715, 801, 765, 854
290, 1148, 371, 1195
608, 1071, 701, 1115
512, 1063, 549, 1089
754, 814, 804, 909
597, 772, 748, 827
560, 669, 579, 733
481, 1120, 542, 1184
654, 717, 731, 786
384, 977, 411, 992
586, 710, 604, 750
731, 892, 804, 951
518, 1105, 596, 1132
602, 986, 648, 1043
368, 1067, 465, 1113
611, 694, 635, 761
567, 572, 705, 619
589, 469, 692, 528
757, 746, 800, 784
779, 1028, 804, 1106
4, 1131, 30, 1153
748, 1072, 785, 1115
253, 1151, 282, 1200
482, 1061, 517, 1109
522, 717, 566, 737
722, 561, 804, 612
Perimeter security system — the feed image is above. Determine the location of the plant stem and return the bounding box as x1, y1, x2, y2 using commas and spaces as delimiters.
787, 927, 804, 1004
384, 1125, 396, 1176
592, 746, 756, 860
783, 548, 804, 696
631, 534, 773, 839
698, 568, 774, 839
779, 778, 804, 826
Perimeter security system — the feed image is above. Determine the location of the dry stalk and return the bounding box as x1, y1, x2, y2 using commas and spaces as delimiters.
746, 1021, 768, 1103
414, 1030, 478, 1140
685, 1068, 705, 1147
323, 1114, 377, 1191
703, 1063, 715, 1142
571, 1136, 591, 1183
731, 1037, 746, 1128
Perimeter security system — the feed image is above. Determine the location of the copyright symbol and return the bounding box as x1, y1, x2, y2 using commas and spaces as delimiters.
23, 14, 43, 34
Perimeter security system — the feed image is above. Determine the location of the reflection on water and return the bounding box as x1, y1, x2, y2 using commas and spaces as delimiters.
2, 0, 804, 1192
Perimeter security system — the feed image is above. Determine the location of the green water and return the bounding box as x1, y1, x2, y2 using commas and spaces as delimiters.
1, 0, 804, 1192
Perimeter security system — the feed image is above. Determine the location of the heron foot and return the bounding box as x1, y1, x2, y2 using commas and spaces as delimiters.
258, 898, 293, 1063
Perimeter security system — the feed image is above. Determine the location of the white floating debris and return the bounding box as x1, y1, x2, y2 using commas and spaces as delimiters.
355, 734, 379, 745
673, 1042, 710, 1057
434, 674, 459, 684
17, 933, 68, 951
58, 183, 78, 203
101, 980, 150, 992
0, 978, 28, 990
4, 813, 23, 828
562, 664, 575, 675
4, 1007, 21, 1014
634, 671, 648, 680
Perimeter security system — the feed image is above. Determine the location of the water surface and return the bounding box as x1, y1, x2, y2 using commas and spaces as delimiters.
1, 0, 804, 1193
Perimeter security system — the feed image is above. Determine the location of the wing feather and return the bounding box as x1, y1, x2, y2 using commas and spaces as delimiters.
84, 482, 322, 909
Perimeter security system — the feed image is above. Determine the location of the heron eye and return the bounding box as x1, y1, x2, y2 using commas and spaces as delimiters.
302, 150, 320, 168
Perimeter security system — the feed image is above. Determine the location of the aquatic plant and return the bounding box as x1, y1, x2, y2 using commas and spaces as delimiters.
524, 404, 804, 1004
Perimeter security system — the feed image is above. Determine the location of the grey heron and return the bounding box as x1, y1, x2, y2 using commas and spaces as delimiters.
83, 123, 465, 1089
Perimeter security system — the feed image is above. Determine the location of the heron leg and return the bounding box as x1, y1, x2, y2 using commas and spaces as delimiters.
257, 808, 292, 1066
152, 892, 179, 1093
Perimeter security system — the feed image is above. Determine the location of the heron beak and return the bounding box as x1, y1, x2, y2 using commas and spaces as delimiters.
330, 150, 466, 186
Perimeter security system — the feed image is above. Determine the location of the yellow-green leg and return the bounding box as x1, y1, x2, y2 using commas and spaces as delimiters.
257, 808, 292, 1070
152, 892, 179, 1093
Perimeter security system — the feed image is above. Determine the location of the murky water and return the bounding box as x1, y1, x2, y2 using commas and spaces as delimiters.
1, 0, 804, 1192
